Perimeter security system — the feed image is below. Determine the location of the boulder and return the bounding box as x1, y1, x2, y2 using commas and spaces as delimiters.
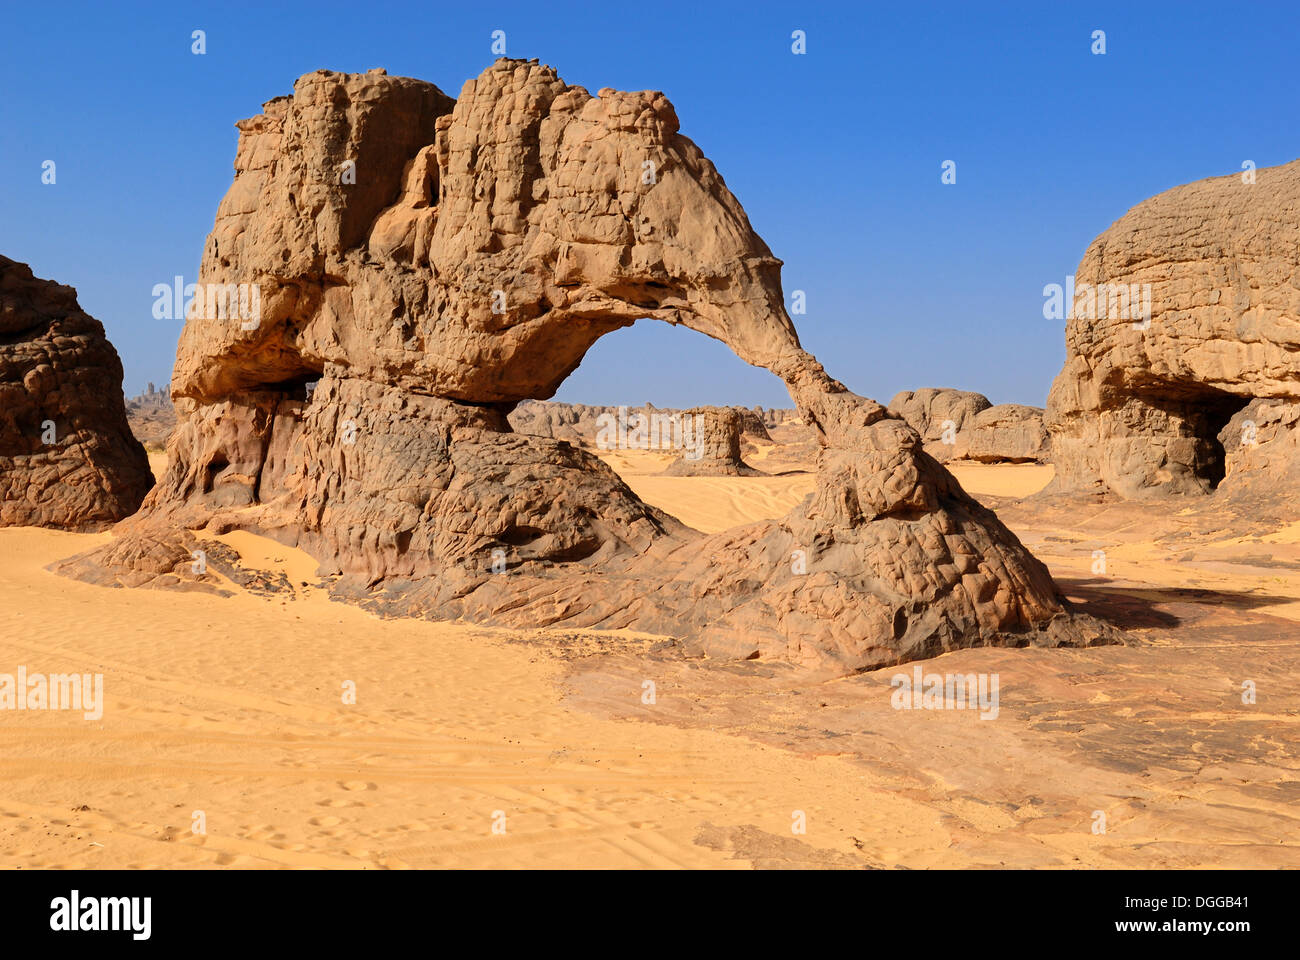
888, 388, 992, 461
0, 256, 153, 528
954, 404, 1049, 463
1216, 398, 1300, 510
1045, 160, 1300, 500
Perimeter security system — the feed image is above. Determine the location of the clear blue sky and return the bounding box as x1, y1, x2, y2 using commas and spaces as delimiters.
2, 0, 1296, 409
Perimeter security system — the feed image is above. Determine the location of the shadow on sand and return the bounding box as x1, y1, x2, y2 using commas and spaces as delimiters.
1056, 577, 1297, 630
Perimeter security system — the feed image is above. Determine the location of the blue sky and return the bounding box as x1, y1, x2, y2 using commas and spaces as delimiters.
2, 0, 1296, 409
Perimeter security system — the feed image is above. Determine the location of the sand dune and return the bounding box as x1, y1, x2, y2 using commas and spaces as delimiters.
0, 523, 916, 868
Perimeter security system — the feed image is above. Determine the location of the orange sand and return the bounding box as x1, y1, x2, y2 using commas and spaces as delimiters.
3, 455, 1297, 868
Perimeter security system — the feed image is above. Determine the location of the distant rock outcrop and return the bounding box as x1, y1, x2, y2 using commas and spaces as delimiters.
888, 389, 1049, 464
954, 404, 1049, 463
888, 388, 992, 461
733, 407, 772, 442
1045, 160, 1300, 500
662, 407, 764, 476
759, 407, 801, 428
508, 400, 776, 448
0, 256, 153, 528
55, 61, 1111, 674
125, 382, 177, 449
507, 400, 618, 443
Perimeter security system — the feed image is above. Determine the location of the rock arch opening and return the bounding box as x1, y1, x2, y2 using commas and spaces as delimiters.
55, 61, 1112, 675
509, 318, 806, 529
551, 317, 792, 413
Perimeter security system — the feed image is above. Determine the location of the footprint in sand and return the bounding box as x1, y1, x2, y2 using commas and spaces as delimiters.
339, 780, 377, 792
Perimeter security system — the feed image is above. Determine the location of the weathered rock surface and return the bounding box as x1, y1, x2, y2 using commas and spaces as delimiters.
662, 407, 763, 476
1045, 160, 1300, 500
56, 61, 1112, 673
888, 388, 991, 461
1216, 397, 1300, 515
953, 404, 1049, 463
0, 256, 153, 528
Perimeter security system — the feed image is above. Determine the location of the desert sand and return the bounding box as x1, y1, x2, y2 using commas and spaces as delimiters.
3, 451, 1296, 869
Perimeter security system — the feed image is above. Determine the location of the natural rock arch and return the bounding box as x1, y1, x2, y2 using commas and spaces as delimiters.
60, 60, 1111, 673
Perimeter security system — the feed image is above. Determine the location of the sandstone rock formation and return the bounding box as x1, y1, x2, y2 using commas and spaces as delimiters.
56, 60, 1112, 673
1217, 398, 1300, 512
759, 406, 801, 428
0, 257, 153, 528
890, 390, 1050, 464
953, 404, 1049, 463
662, 407, 763, 476
733, 406, 772, 442
1045, 160, 1300, 500
888, 388, 991, 461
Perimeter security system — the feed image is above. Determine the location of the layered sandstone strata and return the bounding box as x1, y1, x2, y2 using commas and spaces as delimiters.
56, 61, 1110, 673
1045, 160, 1300, 500
0, 256, 153, 528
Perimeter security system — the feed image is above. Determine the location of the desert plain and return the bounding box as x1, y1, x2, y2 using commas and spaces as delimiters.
2, 442, 1296, 870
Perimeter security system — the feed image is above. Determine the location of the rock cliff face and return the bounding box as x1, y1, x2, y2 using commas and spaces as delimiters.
0, 256, 153, 528
1045, 160, 1300, 500
56, 60, 1111, 673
